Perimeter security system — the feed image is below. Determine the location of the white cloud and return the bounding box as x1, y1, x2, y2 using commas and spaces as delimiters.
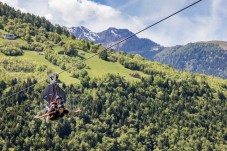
2, 0, 142, 31
1, 0, 227, 46
1, 0, 18, 6
130, 0, 227, 46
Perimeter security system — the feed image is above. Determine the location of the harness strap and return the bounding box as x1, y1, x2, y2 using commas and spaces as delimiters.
49, 84, 55, 107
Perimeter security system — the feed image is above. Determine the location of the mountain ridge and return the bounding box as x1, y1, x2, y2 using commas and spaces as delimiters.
68, 26, 99, 41
69, 26, 227, 79
69, 26, 160, 53
1, 2, 227, 150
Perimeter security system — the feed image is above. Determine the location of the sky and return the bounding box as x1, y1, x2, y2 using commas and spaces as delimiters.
1, 0, 227, 46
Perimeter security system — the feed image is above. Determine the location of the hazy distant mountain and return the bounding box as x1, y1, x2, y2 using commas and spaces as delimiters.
69, 26, 160, 56
153, 42, 227, 79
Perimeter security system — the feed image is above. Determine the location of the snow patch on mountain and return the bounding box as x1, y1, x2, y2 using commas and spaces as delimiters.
69, 26, 160, 57
110, 29, 120, 38
68, 26, 99, 41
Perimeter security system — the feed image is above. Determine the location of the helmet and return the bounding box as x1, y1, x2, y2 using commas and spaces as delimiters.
55, 95, 63, 101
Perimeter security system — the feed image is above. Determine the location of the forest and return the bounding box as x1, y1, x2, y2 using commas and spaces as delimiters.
153, 42, 227, 79
0, 2, 227, 150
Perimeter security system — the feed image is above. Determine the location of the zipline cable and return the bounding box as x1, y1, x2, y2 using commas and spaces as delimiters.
1, 79, 47, 101
59, 0, 202, 74
0, 0, 202, 101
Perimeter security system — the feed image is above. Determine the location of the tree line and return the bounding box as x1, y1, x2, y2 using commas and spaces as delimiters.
0, 70, 226, 150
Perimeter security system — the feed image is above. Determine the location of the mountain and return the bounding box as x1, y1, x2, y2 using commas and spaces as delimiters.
68, 26, 99, 41
152, 42, 227, 79
69, 26, 160, 56
69, 26, 227, 79
1, 2, 227, 150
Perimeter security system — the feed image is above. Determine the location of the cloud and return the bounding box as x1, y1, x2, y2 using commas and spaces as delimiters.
101, 0, 227, 46
44, 0, 144, 33
1, 0, 227, 46
1, 0, 143, 31
1, 0, 18, 6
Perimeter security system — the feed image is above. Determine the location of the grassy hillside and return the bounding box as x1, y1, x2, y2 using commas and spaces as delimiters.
18, 50, 79, 85
0, 26, 149, 84
0, 51, 4, 57
1, 2, 227, 150
1, 40, 225, 93
0, 46, 148, 84
0, 27, 226, 98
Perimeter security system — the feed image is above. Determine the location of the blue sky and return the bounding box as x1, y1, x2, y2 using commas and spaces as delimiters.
1, 0, 227, 46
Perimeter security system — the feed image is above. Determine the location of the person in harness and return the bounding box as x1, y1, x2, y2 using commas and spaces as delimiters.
35, 73, 81, 121
45, 95, 69, 122
42, 73, 69, 122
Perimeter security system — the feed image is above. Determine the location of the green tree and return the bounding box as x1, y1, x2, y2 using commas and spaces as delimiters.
99, 51, 108, 61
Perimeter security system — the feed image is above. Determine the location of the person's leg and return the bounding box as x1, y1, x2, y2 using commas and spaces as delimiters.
46, 116, 50, 123
45, 106, 49, 113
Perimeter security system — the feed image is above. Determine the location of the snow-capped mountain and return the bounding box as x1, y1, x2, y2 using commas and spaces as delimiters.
96, 27, 133, 44
68, 26, 99, 41
69, 26, 160, 56
69, 26, 227, 79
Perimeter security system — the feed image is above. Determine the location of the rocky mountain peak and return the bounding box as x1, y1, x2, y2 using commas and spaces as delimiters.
69, 26, 158, 54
